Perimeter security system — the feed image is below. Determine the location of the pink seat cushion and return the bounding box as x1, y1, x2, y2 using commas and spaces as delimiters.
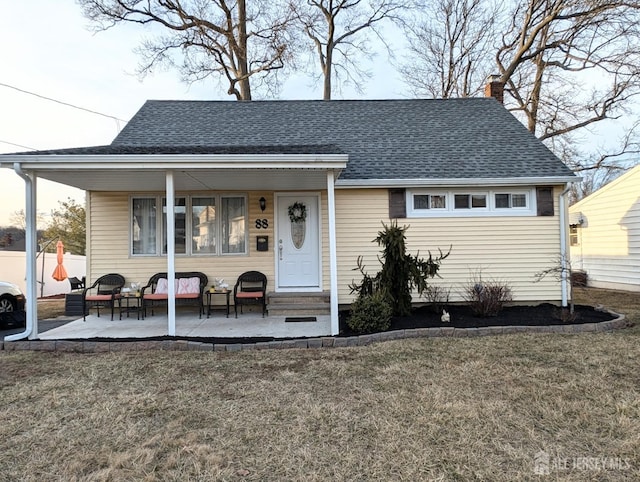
176, 293, 199, 299
236, 291, 264, 299
144, 293, 168, 300
85, 294, 114, 301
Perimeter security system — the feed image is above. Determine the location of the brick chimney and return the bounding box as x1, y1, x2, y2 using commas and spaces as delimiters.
484, 74, 504, 103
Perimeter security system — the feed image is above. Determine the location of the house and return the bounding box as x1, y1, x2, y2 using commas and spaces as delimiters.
0, 80, 577, 340
569, 164, 640, 292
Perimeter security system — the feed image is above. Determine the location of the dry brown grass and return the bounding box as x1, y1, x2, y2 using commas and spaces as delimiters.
0, 288, 638, 481
37, 299, 66, 320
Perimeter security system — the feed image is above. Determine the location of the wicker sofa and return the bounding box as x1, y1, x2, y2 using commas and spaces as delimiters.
141, 272, 208, 318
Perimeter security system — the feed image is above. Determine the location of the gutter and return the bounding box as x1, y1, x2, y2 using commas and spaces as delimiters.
559, 184, 572, 307
5, 163, 38, 341
336, 176, 578, 188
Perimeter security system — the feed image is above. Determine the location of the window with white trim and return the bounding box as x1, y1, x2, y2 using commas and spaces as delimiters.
569, 225, 580, 246
454, 193, 488, 210
131, 194, 247, 256
407, 189, 535, 217
495, 192, 528, 209
412, 193, 447, 210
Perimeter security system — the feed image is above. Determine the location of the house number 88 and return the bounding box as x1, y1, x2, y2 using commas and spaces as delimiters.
255, 219, 268, 229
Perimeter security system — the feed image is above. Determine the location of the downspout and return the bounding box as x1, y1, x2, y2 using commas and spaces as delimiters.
5, 163, 38, 341
559, 184, 571, 308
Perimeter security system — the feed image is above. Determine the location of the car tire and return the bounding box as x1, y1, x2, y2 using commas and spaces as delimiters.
0, 296, 16, 313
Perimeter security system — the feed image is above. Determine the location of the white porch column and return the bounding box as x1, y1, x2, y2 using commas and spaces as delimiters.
166, 171, 176, 336
5, 164, 38, 341
327, 171, 339, 335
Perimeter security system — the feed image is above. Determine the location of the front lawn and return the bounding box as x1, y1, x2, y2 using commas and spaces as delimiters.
0, 288, 638, 480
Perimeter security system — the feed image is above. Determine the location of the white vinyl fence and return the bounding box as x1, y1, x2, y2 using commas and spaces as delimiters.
0, 251, 86, 298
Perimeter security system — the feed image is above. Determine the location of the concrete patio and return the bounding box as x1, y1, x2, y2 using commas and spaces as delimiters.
38, 311, 332, 340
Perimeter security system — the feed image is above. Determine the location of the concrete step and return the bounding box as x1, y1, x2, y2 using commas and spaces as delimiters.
268, 291, 330, 305
268, 303, 331, 316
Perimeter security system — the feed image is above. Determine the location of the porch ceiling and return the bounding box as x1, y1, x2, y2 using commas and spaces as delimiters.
36, 168, 334, 191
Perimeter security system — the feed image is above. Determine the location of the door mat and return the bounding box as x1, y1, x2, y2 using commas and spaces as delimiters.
285, 317, 317, 323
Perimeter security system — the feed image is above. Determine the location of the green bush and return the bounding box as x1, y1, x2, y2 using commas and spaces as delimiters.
349, 221, 450, 316
347, 291, 393, 334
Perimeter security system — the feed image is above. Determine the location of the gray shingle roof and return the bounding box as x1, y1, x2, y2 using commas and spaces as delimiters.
9, 98, 573, 181
110, 98, 573, 180
12, 144, 343, 156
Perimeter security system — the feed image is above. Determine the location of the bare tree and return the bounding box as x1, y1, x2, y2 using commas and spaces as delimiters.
402, 0, 640, 196
78, 0, 297, 100
400, 0, 500, 98
496, 0, 640, 141
292, 0, 406, 99
9, 209, 45, 232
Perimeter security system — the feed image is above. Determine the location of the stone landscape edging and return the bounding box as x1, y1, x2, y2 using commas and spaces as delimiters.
0, 310, 628, 353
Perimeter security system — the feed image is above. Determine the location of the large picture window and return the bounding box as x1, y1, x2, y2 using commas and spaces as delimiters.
131, 194, 247, 256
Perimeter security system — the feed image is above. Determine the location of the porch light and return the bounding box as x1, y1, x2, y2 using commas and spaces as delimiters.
259, 197, 266, 212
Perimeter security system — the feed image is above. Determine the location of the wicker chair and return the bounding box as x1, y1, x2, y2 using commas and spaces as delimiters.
68, 276, 85, 292
233, 271, 267, 318
82, 273, 125, 321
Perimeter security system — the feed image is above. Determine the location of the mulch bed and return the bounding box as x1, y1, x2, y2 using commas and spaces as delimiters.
339, 303, 616, 336
27, 303, 618, 345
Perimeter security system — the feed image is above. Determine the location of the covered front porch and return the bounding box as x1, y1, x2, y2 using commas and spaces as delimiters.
39, 311, 332, 340
0, 149, 347, 342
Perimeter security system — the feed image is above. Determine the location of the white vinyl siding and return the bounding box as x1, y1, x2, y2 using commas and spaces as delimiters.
569, 165, 640, 291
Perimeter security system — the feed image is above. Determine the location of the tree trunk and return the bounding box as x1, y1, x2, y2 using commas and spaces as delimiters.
323, 13, 336, 100
323, 46, 333, 100
237, 0, 251, 100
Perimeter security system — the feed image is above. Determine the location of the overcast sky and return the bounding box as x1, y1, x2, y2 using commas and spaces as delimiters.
0, 0, 406, 226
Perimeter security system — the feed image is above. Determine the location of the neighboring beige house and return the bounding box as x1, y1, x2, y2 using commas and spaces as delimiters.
569, 164, 640, 292
0, 82, 577, 339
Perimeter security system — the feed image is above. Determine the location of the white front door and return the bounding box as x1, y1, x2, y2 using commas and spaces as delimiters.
277, 194, 321, 290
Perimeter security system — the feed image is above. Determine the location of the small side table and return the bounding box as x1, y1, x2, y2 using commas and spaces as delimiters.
206, 290, 230, 318
119, 293, 142, 320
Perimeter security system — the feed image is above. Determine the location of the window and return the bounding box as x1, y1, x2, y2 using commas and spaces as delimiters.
162, 197, 186, 254
569, 225, 580, 246
413, 193, 446, 210
192, 197, 216, 254
221, 196, 246, 254
132, 198, 157, 255
454, 194, 487, 209
407, 188, 535, 217
131, 194, 247, 256
495, 193, 528, 209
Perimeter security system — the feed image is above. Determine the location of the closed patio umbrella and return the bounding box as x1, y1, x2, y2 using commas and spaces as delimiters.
52, 240, 68, 282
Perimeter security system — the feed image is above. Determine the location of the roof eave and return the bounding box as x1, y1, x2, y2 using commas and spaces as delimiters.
335, 176, 579, 188
0, 153, 348, 171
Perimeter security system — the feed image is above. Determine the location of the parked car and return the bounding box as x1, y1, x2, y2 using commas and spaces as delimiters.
0, 281, 26, 328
